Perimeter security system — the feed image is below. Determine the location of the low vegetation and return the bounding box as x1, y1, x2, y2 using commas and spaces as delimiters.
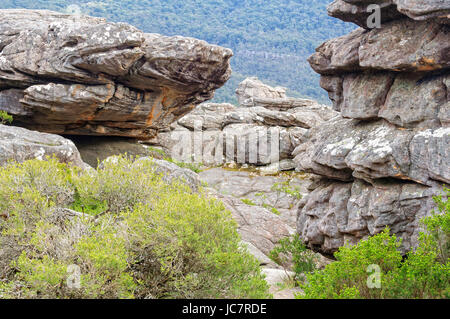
296, 188, 449, 299
0, 155, 447, 299
268, 188, 450, 299
0, 156, 270, 299
0, 111, 13, 125
269, 235, 318, 281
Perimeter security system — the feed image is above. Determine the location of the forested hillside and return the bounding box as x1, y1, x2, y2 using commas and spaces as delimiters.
0, 0, 355, 104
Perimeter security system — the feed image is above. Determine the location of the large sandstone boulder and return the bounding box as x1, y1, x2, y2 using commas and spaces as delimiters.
0, 124, 85, 167
296, 1, 449, 256
0, 9, 232, 139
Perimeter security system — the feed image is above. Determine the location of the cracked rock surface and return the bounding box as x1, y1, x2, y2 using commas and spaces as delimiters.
0, 9, 232, 138
150, 77, 338, 166
0, 124, 85, 167
296, 1, 449, 255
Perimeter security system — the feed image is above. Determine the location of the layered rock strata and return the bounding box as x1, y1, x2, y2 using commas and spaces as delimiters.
0, 9, 232, 138
296, 0, 449, 255
151, 77, 338, 168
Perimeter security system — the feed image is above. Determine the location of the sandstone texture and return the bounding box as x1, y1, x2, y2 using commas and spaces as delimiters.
150, 77, 338, 168
0, 124, 85, 167
296, 1, 449, 255
327, 0, 450, 29
0, 9, 232, 138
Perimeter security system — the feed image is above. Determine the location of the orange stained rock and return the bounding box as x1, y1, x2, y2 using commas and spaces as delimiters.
71, 84, 83, 97
145, 91, 164, 126
413, 57, 442, 71
102, 83, 115, 103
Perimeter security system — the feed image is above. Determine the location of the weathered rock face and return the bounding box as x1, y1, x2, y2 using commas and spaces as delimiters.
200, 167, 318, 229
0, 124, 85, 167
0, 9, 232, 139
327, 0, 450, 29
296, 1, 449, 255
150, 78, 338, 168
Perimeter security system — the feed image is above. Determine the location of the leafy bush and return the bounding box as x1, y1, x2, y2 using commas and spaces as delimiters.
0, 111, 13, 125
123, 186, 268, 298
297, 188, 450, 299
271, 180, 302, 200
0, 156, 270, 299
241, 198, 256, 206
269, 235, 317, 282
262, 203, 280, 215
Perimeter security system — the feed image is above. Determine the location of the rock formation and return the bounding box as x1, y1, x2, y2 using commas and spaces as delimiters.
151, 77, 338, 169
0, 9, 232, 139
0, 124, 85, 167
295, 1, 449, 256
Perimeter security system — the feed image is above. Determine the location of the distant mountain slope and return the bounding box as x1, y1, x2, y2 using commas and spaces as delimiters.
0, 0, 355, 104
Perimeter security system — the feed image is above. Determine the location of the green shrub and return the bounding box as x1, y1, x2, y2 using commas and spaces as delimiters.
123, 185, 269, 298
297, 188, 450, 299
262, 203, 280, 215
165, 157, 203, 173
241, 198, 256, 206
271, 180, 302, 200
0, 111, 13, 125
0, 156, 270, 299
269, 235, 317, 282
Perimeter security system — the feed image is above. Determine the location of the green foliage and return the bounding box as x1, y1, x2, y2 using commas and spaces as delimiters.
0, 111, 13, 125
269, 235, 317, 282
0, 0, 355, 104
123, 187, 269, 298
298, 190, 450, 299
0, 156, 270, 299
271, 180, 302, 200
165, 157, 203, 173
241, 198, 256, 206
424, 187, 450, 263
262, 203, 280, 215
71, 156, 164, 214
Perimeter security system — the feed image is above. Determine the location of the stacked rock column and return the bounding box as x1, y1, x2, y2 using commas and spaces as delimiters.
295, 0, 449, 256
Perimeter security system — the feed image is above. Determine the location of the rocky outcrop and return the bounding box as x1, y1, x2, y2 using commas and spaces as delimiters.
200, 167, 318, 229
0, 9, 232, 139
0, 124, 85, 167
296, 1, 449, 255
327, 0, 450, 29
150, 78, 338, 169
